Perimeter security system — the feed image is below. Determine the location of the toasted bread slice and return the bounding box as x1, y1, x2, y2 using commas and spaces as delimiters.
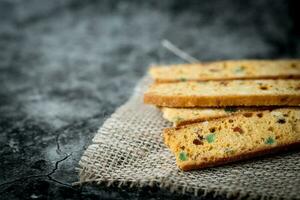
161, 107, 272, 127
150, 60, 300, 83
163, 108, 300, 171
144, 80, 300, 107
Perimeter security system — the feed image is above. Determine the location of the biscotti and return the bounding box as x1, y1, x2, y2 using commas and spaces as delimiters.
150, 60, 300, 83
144, 80, 300, 107
163, 108, 300, 171
162, 107, 271, 127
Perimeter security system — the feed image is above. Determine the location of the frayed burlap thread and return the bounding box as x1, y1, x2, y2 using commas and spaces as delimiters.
77, 76, 300, 199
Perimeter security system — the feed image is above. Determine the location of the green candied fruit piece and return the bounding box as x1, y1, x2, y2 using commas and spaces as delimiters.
265, 137, 275, 145
234, 66, 245, 73
179, 77, 187, 82
174, 117, 183, 122
179, 151, 188, 161
206, 133, 215, 143
224, 107, 238, 113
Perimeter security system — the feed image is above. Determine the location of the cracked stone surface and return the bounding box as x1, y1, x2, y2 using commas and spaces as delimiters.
0, 0, 299, 199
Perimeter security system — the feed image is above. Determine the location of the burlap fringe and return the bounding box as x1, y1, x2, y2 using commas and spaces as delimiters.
73, 176, 266, 199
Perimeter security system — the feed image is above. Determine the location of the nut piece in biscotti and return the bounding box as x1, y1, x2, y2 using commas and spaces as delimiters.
150, 59, 300, 83
163, 108, 300, 171
161, 107, 271, 127
144, 80, 300, 107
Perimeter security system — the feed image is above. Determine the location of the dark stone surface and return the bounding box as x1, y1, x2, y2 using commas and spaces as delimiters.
0, 0, 299, 199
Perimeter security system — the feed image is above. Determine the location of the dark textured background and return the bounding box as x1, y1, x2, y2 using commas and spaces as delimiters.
0, 0, 299, 199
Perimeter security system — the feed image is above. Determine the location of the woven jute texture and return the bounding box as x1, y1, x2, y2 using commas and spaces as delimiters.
77, 76, 300, 199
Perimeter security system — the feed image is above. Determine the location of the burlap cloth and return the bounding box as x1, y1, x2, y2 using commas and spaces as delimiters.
77, 76, 300, 199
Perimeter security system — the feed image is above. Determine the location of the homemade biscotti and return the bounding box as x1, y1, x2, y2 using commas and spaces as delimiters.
162, 107, 271, 127
163, 108, 300, 171
144, 80, 300, 107
150, 60, 300, 83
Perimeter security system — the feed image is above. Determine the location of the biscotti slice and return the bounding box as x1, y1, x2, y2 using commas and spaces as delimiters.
163, 108, 300, 171
150, 60, 300, 83
144, 80, 300, 107
162, 107, 271, 127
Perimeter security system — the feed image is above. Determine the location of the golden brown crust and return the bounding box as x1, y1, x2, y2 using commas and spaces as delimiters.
155, 75, 300, 83
164, 106, 278, 127
174, 116, 221, 127
178, 142, 300, 171
162, 107, 278, 127
144, 93, 300, 107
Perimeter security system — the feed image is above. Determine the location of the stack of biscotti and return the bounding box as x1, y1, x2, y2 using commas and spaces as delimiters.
144, 59, 300, 171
